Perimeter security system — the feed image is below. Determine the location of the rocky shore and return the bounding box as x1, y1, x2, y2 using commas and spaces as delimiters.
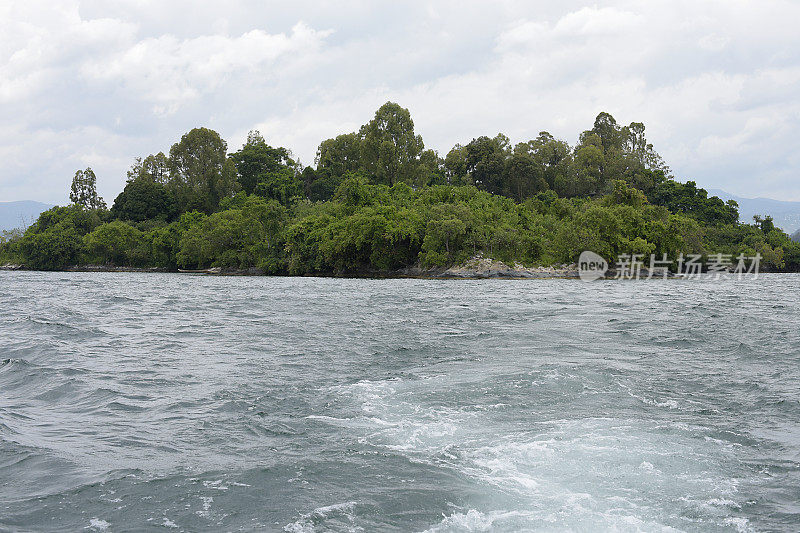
399, 255, 580, 279
66, 265, 170, 273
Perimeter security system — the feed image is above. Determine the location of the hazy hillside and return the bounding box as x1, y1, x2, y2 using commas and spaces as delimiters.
0, 201, 53, 232
709, 189, 800, 233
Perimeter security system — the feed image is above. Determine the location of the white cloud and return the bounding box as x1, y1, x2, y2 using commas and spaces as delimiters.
552, 6, 642, 36
81, 22, 331, 115
0, 3, 137, 103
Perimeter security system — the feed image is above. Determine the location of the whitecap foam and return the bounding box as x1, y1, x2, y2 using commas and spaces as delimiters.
85, 518, 110, 531
196, 496, 213, 518
283, 501, 361, 533
420, 509, 536, 533
723, 516, 753, 532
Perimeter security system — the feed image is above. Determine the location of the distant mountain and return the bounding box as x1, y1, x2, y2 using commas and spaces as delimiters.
0, 201, 53, 232
708, 189, 800, 234
792, 229, 800, 243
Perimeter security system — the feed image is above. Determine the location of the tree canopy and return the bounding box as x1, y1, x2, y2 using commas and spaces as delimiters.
110, 179, 177, 222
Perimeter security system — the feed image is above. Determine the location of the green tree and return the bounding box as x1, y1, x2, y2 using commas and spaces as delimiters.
19, 223, 83, 270
359, 102, 424, 186
420, 204, 472, 266
753, 214, 775, 234
176, 196, 286, 270
333, 174, 379, 207
252, 168, 305, 206
623, 122, 670, 176
444, 144, 469, 185
110, 180, 177, 222
558, 133, 603, 197
146, 223, 181, 268
84, 221, 143, 265
464, 134, 509, 195
0, 228, 23, 263
168, 127, 239, 213
127, 152, 170, 184
527, 132, 571, 190
649, 180, 738, 225
416, 149, 446, 187
591, 112, 625, 155
307, 170, 345, 202
17, 206, 101, 270
503, 144, 548, 201
229, 130, 298, 195
316, 132, 362, 179
70, 167, 106, 210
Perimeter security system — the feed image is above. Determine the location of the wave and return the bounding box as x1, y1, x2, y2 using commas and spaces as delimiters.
1, 274, 798, 530
0, 357, 32, 370
283, 501, 360, 533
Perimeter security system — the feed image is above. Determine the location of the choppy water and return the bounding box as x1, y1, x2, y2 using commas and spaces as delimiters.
1, 272, 799, 532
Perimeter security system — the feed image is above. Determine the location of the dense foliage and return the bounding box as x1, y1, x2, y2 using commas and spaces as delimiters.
3, 103, 799, 273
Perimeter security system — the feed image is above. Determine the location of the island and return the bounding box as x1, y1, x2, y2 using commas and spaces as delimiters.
1, 103, 797, 276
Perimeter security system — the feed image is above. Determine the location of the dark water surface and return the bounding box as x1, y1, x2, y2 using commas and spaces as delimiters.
1, 272, 799, 532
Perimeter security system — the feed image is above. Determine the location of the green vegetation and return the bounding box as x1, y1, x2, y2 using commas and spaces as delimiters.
3, 103, 799, 274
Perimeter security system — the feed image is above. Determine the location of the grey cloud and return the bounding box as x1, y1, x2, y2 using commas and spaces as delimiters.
1, 0, 799, 204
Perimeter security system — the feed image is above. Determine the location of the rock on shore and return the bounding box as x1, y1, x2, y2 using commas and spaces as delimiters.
65, 265, 170, 273
400, 255, 579, 279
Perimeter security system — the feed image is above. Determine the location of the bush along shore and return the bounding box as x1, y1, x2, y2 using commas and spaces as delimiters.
2, 103, 799, 277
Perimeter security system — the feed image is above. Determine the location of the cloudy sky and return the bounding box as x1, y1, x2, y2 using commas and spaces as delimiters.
2, 0, 799, 204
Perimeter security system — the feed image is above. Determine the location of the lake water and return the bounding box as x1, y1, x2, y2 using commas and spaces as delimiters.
1, 272, 799, 532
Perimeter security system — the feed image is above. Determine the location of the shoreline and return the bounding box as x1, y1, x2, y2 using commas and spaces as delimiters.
1, 258, 582, 279
1, 256, 786, 278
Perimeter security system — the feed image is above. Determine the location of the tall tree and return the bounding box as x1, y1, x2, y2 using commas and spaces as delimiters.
416, 149, 446, 187
527, 132, 571, 190
560, 133, 604, 197
444, 144, 469, 185
586, 112, 631, 186
503, 144, 548, 202
168, 127, 239, 213
622, 122, 670, 176
464, 134, 509, 195
591, 112, 625, 154
110, 180, 177, 222
316, 132, 362, 178
70, 167, 106, 210
127, 152, 170, 184
229, 130, 298, 195
359, 102, 424, 186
